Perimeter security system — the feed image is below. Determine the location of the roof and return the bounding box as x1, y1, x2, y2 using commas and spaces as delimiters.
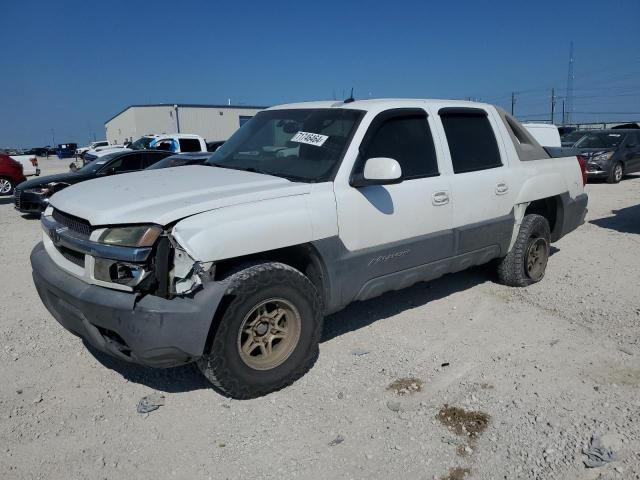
268, 98, 494, 112
105, 103, 268, 125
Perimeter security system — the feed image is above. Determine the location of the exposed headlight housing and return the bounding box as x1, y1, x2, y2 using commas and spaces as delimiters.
98, 225, 162, 247
592, 151, 614, 162
94, 258, 150, 286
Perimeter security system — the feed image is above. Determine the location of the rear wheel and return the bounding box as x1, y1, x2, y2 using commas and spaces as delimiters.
607, 162, 623, 184
0, 178, 15, 195
497, 214, 551, 287
197, 262, 322, 399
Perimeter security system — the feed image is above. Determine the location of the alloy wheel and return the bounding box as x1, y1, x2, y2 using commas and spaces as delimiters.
525, 237, 549, 281
237, 298, 302, 370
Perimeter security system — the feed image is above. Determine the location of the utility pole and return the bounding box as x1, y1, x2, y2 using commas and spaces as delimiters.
565, 41, 575, 124
551, 88, 556, 124
511, 92, 516, 115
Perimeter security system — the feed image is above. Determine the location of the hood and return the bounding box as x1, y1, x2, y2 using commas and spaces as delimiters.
18, 171, 86, 189
49, 166, 311, 226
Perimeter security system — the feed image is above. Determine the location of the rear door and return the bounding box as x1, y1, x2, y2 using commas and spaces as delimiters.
435, 107, 516, 256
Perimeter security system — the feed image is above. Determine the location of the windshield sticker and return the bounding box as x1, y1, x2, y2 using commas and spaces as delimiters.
290, 131, 329, 147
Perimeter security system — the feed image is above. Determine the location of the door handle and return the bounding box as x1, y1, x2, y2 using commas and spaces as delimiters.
432, 191, 450, 206
495, 182, 509, 195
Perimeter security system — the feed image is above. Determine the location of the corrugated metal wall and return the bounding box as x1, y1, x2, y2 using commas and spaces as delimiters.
178, 107, 263, 141
105, 106, 264, 144
105, 108, 137, 144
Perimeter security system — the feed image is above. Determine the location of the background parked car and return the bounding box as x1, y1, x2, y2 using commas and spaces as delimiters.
76, 140, 109, 157
574, 129, 640, 183
56, 143, 77, 159
522, 123, 561, 147
145, 152, 212, 170
0, 154, 26, 195
14, 149, 174, 214
9, 153, 39, 177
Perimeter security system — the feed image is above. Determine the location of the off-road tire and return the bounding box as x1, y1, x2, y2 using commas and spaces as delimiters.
197, 262, 323, 399
497, 214, 551, 287
606, 162, 623, 184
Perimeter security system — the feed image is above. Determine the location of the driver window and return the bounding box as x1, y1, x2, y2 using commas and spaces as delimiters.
361, 112, 439, 180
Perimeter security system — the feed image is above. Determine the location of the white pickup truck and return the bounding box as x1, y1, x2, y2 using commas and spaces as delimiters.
83, 134, 207, 162
10, 154, 39, 177
31, 99, 588, 398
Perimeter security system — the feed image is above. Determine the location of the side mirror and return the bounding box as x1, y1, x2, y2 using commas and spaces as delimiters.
351, 157, 402, 187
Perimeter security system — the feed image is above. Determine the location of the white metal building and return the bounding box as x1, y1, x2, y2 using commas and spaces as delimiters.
105, 104, 266, 145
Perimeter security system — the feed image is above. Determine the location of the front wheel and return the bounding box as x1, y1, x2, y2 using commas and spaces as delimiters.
197, 262, 323, 399
497, 214, 551, 287
607, 162, 623, 184
0, 177, 15, 196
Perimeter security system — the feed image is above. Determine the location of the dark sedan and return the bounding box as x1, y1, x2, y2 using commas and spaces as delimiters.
145, 152, 212, 170
14, 149, 173, 214
575, 130, 640, 183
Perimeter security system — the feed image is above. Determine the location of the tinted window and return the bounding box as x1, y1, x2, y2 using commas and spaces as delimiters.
440, 112, 502, 173
105, 154, 143, 173
361, 112, 438, 179
179, 138, 202, 152
143, 152, 170, 168
574, 132, 624, 149
626, 132, 640, 146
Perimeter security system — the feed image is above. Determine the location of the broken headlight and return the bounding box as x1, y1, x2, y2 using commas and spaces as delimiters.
94, 258, 151, 287
98, 225, 162, 247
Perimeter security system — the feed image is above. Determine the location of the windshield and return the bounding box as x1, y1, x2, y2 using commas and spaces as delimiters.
129, 136, 155, 150
575, 132, 625, 149
205, 108, 364, 182
562, 131, 587, 143
77, 151, 122, 174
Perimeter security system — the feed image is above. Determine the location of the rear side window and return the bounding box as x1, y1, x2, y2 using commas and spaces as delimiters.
361, 111, 439, 179
440, 110, 502, 174
143, 152, 168, 168
179, 138, 202, 152
106, 153, 143, 173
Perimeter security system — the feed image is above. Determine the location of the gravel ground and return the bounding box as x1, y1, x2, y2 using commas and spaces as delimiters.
1, 158, 639, 480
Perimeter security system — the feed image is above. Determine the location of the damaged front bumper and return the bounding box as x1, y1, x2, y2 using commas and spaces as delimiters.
31, 242, 228, 368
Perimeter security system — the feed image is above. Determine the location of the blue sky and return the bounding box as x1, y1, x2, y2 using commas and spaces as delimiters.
1, 0, 639, 147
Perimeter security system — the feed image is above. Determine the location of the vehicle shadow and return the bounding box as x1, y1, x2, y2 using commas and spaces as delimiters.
322, 264, 495, 342
84, 342, 210, 393
0, 197, 14, 205
590, 203, 640, 235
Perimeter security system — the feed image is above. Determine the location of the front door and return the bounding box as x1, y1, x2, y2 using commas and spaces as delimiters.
332, 108, 453, 301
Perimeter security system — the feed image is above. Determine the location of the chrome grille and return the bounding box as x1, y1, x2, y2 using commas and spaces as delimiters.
52, 209, 92, 237
57, 245, 85, 267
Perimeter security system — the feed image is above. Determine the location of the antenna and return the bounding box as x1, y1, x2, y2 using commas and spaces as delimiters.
344, 87, 355, 104
564, 42, 575, 125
